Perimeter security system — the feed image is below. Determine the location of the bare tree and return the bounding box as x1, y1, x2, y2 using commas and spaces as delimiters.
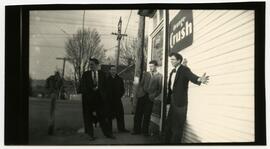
120, 37, 148, 66
119, 38, 136, 66
65, 28, 106, 91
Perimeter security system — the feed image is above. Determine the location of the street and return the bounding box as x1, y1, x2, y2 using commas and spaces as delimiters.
29, 97, 161, 145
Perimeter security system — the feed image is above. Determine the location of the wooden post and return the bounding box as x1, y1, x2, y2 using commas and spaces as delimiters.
161, 9, 170, 132
132, 14, 145, 113
136, 15, 145, 81
48, 92, 57, 135
56, 57, 72, 78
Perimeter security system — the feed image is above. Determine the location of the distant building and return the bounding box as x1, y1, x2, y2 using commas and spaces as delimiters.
31, 79, 76, 100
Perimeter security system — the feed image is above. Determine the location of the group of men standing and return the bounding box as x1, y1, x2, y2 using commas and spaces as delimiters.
78, 58, 128, 141
77, 52, 209, 143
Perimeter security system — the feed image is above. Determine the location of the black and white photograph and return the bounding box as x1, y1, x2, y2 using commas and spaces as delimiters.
3, 1, 268, 147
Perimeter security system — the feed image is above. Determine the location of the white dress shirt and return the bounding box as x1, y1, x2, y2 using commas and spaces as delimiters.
170, 64, 181, 90
91, 70, 99, 87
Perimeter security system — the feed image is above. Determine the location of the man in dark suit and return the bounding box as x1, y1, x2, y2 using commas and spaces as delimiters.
78, 58, 115, 141
107, 66, 129, 133
164, 53, 209, 144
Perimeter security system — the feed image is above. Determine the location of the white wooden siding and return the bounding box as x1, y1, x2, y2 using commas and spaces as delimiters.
169, 10, 254, 142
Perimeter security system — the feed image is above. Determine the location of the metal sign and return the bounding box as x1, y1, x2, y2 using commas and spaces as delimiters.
169, 10, 193, 53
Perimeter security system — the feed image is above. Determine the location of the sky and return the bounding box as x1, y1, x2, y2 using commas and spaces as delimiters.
29, 10, 142, 80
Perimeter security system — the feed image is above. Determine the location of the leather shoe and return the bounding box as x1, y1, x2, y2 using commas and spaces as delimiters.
143, 133, 150, 137
131, 131, 141, 135
119, 129, 130, 133
89, 136, 96, 141
105, 134, 116, 139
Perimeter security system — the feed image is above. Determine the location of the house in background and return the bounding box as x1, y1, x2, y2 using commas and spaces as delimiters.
31, 78, 77, 100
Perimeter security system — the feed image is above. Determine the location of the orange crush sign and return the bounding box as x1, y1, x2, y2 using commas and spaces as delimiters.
169, 10, 193, 53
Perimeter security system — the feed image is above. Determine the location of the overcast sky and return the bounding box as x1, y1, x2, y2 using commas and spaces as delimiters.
29, 10, 143, 80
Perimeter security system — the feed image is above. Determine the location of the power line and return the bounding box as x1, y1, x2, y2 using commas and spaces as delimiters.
30, 18, 139, 30
31, 11, 135, 23
30, 25, 56, 48
124, 10, 132, 34
30, 44, 65, 49
30, 34, 136, 40
31, 11, 139, 25
30, 33, 113, 36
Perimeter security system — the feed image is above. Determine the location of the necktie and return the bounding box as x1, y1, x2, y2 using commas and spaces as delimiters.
148, 72, 154, 90
93, 71, 97, 87
168, 68, 176, 90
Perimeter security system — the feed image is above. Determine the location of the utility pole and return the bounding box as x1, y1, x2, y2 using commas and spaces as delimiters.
56, 57, 73, 78
112, 17, 127, 73
131, 9, 155, 114
162, 9, 170, 133
136, 15, 145, 82
78, 10, 86, 83
130, 12, 146, 114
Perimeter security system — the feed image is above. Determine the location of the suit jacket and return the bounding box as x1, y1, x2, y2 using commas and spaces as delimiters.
107, 74, 125, 116
136, 71, 163, 101
168, 65, 201, 107
108, 74, 125, 100
78, 70, 109, 110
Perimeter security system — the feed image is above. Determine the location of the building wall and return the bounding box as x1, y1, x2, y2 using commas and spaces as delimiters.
168, 10, 255, 142
146, 11, 166, 135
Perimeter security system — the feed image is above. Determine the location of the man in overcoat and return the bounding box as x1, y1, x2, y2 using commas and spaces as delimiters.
107, 66, 129, 133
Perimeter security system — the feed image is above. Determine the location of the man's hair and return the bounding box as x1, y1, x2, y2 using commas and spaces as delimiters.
54, 71, 60, 76
169, 52, 183, 63
89, 58, 99, 64
149, 60, 158, 66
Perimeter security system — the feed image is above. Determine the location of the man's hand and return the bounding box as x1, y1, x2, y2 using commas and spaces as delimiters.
149, 94, 155, 101
199, 73, 209, 84
166, 105, 170, 111
93, 87, 98, 91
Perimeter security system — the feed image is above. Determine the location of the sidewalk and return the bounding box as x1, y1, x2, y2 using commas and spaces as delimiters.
29, 97, 162, 145
30, 115, 161, 145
